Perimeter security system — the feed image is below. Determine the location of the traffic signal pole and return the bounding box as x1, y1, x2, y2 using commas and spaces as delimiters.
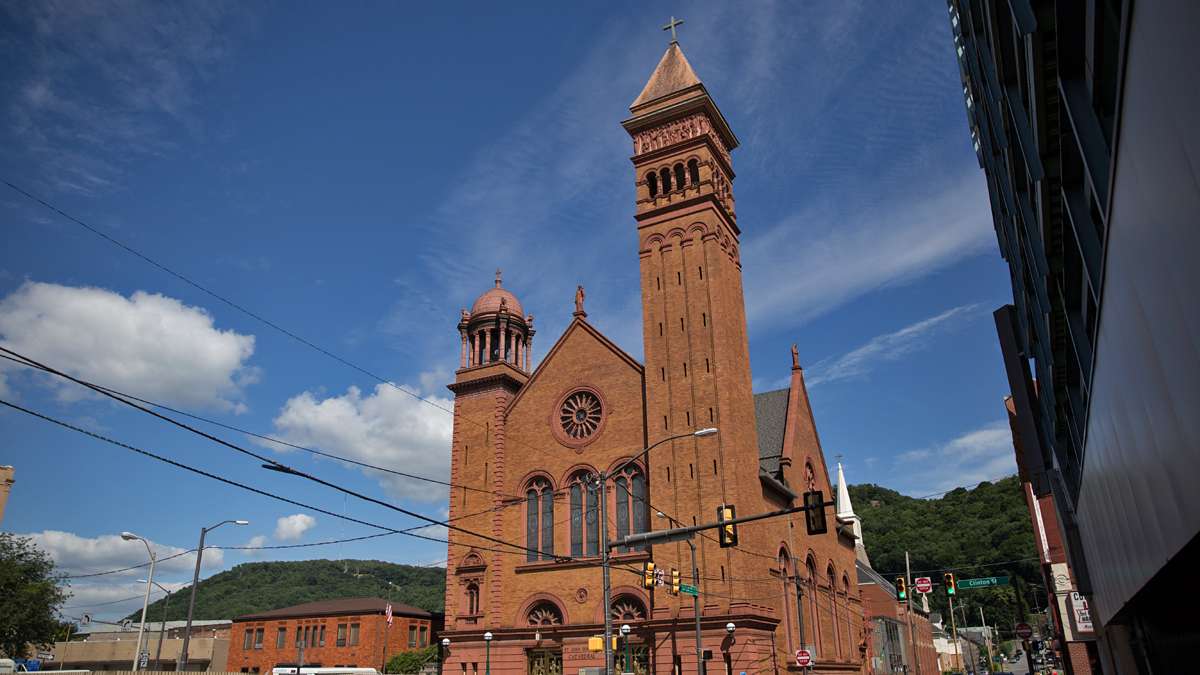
948, 593, 960, 670
905, 552, 920, 675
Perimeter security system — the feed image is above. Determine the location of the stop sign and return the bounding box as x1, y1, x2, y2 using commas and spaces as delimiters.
795, 649, 812, 667
914, 576, 932, 594
1016, 622, 1034, 639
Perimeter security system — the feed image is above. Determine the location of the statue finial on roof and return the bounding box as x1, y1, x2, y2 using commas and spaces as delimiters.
573, 285, 587, 318
791, 343, 800, 370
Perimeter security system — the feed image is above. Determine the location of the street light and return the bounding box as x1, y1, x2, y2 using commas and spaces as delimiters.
483, 632, 493, 675
600, 428, 717, 675
620, 624, 631, 674
178, 519, 248, 671
122, 532, 156, 672
657, 511, 704, 675
440, 638, 450, 675
138, 579, 173, 670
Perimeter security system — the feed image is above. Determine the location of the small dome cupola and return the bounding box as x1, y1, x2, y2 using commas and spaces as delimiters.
457, 270, 534, 372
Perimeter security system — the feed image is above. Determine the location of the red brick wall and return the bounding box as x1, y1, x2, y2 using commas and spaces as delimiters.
227, 614, 433, 672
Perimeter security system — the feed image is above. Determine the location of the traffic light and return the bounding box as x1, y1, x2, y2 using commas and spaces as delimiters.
803, 490, 827, 535
944, 572, 956, 595
717, 504, 738, 547
895, 577, 907, 601
671, 568, 681, 595
643, 562, 656, 589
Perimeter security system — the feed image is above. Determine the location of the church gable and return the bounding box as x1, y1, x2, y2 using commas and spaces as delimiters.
504, 318, 646, 490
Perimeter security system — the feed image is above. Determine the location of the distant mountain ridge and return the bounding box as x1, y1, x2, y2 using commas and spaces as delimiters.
848, 475, 1041, 632
123, 559, 444, 622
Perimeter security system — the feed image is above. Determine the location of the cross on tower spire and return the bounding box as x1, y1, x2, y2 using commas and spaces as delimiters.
662, 16, 684, 43
495, 268, 502, 287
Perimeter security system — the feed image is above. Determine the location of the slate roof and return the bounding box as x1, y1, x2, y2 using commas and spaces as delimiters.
235, 597, 431, 622
855, 559, 897, 598
754, 388, 790, 477
630, 42, 703, 109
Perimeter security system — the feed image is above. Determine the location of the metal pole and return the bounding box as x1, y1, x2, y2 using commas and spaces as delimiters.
155, 590, 171, 670
133, 547, 156, 672
948, 593, 960, 671
485, 638, 491, 675
690, 538, 703, 675
905, 552, 919, 675
599, 473, 613, 675
979, 607, 993, 672
179, 526, 207, 671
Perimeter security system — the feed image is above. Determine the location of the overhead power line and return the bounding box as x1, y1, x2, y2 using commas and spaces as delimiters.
0, 348, 551, 562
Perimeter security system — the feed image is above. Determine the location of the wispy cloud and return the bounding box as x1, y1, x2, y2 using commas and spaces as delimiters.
3, 1, 254, 194
807, 303, 982, 385
892, 420, 1016, 496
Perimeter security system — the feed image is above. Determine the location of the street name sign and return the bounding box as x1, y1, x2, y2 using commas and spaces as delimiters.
914, 577, 932, 594
958, 575, 1010, 589
680, 583, 699, 596
1015, 623, 1033, 639
794, 650, 812, 667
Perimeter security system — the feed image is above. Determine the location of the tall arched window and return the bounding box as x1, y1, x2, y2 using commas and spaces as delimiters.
828, 565, 841, 659
647, 172, 659, 198
687, 159, 700, 186
614, 464, 648, 551
842, 574, 854, 657
673, 163, 686, 190
779, 550, 795, 653
806, 555, 819, 651
660, 167, 672, 193
465, 583, 480, 616
525, 477, 554, 561
568, 471, 600, 557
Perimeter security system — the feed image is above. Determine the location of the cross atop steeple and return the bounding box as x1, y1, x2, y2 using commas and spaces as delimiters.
662, 16, 684, 43
495, 268, 503, 288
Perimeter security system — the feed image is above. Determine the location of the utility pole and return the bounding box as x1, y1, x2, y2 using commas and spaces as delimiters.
295, 632, 305, 675
905, 552, 920, 675
979, 606, 994, 671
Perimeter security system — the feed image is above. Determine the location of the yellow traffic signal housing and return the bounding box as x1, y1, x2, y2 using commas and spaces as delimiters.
944, 572, 957, 595
671, 568, 681, 595
643, 562, 656, 589
717, 504, 738, 547
895, 576, 907, 600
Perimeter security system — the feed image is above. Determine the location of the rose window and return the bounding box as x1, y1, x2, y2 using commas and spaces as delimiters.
560, 390, 602, 440
527, 602, 563, 626
611, 597, 646, 622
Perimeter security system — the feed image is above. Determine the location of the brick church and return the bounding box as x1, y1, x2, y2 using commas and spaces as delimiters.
440, 38, 865, 675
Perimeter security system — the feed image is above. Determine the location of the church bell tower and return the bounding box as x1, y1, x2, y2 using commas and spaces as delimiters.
623, 37, 763, 607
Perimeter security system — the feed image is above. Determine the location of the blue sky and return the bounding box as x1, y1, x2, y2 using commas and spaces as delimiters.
0, 1, 1017, 619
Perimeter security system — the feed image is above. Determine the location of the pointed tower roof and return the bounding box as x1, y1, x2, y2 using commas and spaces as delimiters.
631, 42, 703, 109
836, 462, 855, 518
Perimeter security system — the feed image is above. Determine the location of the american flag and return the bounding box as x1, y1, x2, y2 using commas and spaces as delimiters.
386, 603, 393, 626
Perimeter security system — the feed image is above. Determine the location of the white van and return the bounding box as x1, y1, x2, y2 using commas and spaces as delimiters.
271, 668, 378, 675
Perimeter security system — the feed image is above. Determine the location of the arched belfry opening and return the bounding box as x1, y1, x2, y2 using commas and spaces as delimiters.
457, 269, 535, 372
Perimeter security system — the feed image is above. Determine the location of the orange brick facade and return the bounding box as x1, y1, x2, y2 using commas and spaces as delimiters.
440, 42, 864, 675
227, 610, 434, 672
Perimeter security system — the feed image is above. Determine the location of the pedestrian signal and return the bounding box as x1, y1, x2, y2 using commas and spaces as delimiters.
944, 572, 956, 595
803, 490, 827, 535
717, 504, 738, 547
671, 568, 681, 595
895, 577, 907, 601
643, 562, 656, 589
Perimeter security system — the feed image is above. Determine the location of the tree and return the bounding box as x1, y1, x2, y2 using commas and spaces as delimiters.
385, 646, 438, 674
0, 533, 69, 658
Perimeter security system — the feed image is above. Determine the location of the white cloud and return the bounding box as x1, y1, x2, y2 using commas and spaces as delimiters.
273, 514, 316, 541
0, 281, 258, 412
25, 530, 224, 578
269, 383, 453, 502
893, 420, 1017, 496
240, 535, 268, 558
743, 170, 995, 329
806, 303, 982, 385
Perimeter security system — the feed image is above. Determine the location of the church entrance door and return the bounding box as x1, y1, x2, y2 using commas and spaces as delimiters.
526, 649, 562, 675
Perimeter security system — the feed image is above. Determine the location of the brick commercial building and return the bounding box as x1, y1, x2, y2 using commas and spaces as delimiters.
440, 37, 864, 675
227, 598, 437, 673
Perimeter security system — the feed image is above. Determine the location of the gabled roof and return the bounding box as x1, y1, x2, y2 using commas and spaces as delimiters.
754, 388, 789, 476
855, 559, 897, 598
235, 597, 431, 621
630, 42, 703, 109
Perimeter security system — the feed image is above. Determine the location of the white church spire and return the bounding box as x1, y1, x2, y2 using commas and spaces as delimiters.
835, 461, 870, 566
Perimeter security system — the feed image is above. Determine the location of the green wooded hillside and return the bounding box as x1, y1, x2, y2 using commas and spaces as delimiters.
849, 475, 1041, 635
125, 559, 445, 622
